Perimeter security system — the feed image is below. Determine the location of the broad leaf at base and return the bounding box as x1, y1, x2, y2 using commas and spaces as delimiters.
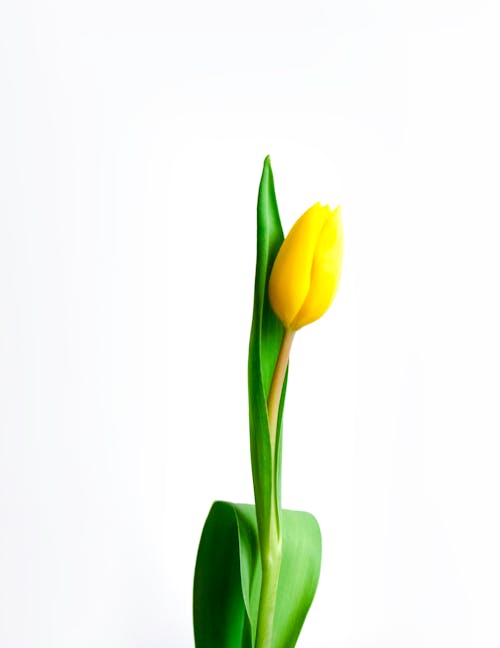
193, 501, 322, 648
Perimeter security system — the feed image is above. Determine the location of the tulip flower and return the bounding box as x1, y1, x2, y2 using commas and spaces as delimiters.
268, 203, 343, 330
193, 159, 342, 648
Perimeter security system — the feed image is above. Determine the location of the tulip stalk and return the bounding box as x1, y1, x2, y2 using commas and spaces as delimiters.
255, 328, 295, 648
267, 329, 295, 446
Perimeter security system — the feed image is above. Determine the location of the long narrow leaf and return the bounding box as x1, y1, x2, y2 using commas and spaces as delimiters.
248, 156, 287, 544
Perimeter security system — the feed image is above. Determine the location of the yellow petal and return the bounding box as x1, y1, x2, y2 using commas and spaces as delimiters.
291, 205, 343, 329
268, 203, 329, 328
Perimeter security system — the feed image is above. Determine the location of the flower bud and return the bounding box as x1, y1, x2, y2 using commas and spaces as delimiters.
268, 203, 343, 330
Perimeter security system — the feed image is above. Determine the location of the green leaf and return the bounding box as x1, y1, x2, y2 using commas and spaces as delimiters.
248, 156, 287, 545
193, 501, 322, 648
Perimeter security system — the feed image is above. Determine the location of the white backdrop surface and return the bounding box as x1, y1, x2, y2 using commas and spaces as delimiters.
1, 1, 500, 646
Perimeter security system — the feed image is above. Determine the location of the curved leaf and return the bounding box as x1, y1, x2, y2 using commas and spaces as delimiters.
193, 501, 322, 648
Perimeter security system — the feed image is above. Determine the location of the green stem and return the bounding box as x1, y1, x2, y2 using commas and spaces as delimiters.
267, 329, 295, 454
255, 328, 295, 648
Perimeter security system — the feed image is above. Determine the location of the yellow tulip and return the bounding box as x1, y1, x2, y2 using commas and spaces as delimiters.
268, 203, 343, 330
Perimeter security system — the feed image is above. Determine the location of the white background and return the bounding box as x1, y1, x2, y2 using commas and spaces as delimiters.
1, 1, 500, 646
